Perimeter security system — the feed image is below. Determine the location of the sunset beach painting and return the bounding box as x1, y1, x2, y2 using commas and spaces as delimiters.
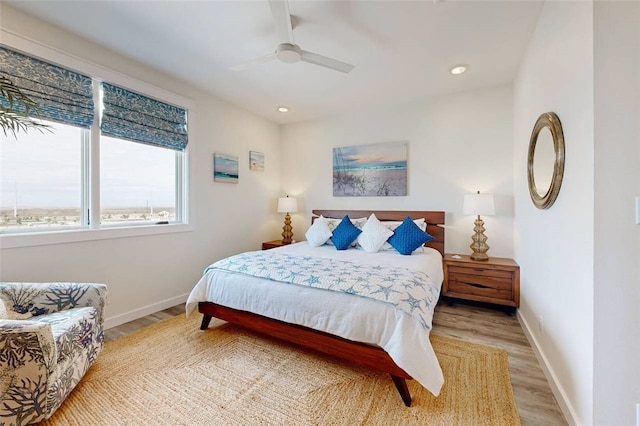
333, 141, 407, 196
214, 153, 239, 183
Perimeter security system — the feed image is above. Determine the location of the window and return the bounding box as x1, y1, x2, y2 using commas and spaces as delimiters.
0, 120, 84, 231
98, 82, 188, 226
101, 136, 177, 224
0, 45, 189, 239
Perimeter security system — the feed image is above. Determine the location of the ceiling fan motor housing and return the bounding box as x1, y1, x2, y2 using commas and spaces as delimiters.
277, 43, 302, 63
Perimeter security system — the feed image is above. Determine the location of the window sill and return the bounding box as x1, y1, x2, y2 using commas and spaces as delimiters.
0, 223, 194, 249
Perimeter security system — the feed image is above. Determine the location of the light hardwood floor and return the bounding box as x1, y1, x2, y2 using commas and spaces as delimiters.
105, 302, 566, 425
432, 302, 566, 425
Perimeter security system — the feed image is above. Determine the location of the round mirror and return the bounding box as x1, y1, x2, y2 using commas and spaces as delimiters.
532, 127, 555, 192
527, 112, 565, 209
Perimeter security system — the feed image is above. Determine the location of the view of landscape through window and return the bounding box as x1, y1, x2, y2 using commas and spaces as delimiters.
0, 120, 176, 231
100, 134, 176, 225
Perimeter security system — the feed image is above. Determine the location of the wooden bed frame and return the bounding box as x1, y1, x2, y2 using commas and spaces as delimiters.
198, 210, 445, 407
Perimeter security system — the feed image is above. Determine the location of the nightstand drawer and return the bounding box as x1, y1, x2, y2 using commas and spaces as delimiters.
447, 265, 513, 281
448, 270, 513, 291
447, 277, 513, 301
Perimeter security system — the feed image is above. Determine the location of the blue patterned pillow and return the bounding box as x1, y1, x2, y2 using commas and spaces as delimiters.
388, 216, 434, 255
331, 215, 362, 250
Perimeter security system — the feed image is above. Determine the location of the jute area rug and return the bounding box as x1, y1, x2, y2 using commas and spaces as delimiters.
44, 314, 520, 425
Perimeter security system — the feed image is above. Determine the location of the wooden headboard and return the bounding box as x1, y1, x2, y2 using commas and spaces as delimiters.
311, 210, 445, 256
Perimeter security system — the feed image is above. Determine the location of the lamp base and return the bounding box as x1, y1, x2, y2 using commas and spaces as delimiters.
470, 252, 489, 261
281, 213, 294, 244
469, 215, 490, 261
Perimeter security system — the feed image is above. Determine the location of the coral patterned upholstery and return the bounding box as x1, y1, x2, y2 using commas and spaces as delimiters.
0, 282, 107, 426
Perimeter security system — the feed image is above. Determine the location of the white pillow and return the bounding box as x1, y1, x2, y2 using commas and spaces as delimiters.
324, 216, 367, 246
305, 216, 333, 247
356, 213, 394, 253
380, 218, 427, 251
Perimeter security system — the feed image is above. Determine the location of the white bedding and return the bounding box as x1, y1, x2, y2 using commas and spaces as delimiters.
186, 242, 445, 396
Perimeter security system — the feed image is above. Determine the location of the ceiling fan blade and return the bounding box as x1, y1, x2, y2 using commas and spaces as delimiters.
230, 52, 277, 71
269, 0, 295, 44
300, 50, 355, 74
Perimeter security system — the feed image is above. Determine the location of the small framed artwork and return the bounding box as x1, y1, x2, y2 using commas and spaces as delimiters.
249, 151, 265, 171
213, 153, 239, 183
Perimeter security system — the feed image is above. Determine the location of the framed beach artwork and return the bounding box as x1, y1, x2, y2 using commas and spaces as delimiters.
333, 141, 407, 196
249, 151, 264, 171
213, 153, 239, 183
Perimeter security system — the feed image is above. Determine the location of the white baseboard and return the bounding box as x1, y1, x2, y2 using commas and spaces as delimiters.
517, 311, 579, 426
104, 293, 189, 330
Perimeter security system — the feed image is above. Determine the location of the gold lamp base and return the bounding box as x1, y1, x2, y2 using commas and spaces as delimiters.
469, 215, 490, 261
281, 212, 294, 244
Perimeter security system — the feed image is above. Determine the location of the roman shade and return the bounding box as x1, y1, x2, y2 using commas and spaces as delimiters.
101, 82, 188, 151
0, 46, 94, 128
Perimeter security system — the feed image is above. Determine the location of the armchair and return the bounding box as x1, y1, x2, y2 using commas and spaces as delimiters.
0, 282, 107, 425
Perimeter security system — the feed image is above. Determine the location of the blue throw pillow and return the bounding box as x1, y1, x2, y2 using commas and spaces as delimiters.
330, 216, 362, 250
388, 216, 435, 255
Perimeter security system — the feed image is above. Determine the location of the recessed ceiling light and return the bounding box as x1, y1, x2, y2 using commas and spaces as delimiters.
277, 106, 289, 113
450, 65, 468, 75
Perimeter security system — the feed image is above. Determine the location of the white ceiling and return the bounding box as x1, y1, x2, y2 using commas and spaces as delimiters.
7, 0, 544, 125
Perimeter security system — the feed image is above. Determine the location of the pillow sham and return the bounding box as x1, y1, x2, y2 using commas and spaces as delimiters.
325, 216, 367, 246
387, 216, 435, 255
330, 215, 362, 250
356, 213, 394, 253
305, 215, 333, 247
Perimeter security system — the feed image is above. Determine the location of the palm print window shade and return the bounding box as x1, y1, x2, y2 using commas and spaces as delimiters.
101, 83, 188, 151
0, 46, 94, 128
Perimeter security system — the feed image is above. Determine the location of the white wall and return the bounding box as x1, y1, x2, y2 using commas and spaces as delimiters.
513, 2, 594, 425
0, 6, 282, 327
281, 85, 515, 257
593, 2, 640, 424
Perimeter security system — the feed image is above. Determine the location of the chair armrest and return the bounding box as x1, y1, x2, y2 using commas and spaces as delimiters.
0, 320, 57, 374
0, 320, 57, 424
0, 282, 107, 324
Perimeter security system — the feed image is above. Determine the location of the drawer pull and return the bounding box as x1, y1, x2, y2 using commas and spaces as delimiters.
468, 282, 490, 289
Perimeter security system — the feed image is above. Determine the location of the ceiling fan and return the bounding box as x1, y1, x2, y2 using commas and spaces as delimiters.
230, 0, 355, 74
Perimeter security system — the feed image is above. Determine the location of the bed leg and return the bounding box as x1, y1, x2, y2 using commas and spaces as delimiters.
200, 315, 212, 330
391, 375, 412, 407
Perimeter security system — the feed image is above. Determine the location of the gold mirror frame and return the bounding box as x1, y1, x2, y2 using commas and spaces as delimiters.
527, 112, 565, 209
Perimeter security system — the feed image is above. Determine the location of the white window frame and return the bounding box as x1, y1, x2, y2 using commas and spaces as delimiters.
0, 30, 195, 249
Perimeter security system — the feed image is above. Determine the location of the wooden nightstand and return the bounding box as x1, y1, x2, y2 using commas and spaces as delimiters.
261, 240, 290, 250
442, 254, 520, 311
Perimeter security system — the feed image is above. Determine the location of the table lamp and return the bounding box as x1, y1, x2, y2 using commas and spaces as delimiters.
277, 195, 298, 243
463, 191, 495, 261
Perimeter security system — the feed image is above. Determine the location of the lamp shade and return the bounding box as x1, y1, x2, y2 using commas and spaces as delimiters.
277, 196, 298, 213
463, 192, 495, 216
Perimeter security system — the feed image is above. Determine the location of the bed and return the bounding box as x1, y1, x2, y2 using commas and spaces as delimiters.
186, 210, 445, 406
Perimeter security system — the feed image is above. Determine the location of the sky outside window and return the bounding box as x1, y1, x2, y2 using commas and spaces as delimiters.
0, 121, 82, 209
